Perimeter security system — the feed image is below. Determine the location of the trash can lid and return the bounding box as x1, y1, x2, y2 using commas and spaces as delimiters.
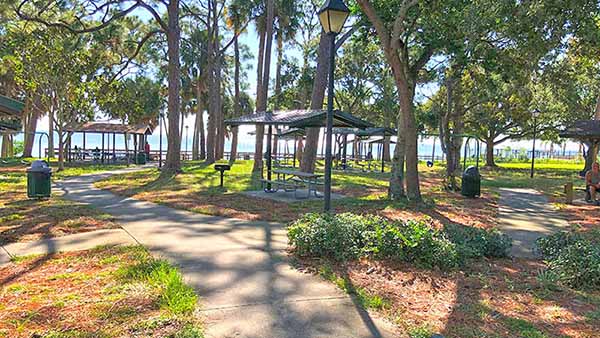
464, 165, 479, 175
27, 160, 52, 173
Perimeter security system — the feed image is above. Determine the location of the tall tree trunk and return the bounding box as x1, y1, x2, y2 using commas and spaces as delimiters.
205, 0, 217, 164
485, 138, 496, 167
389, 113, 405, 198
274, 33, 283, 110
57, 127, 65, 171
23, 95, 39, 157
192, 85, 205, 160
252, 0, 275, 175
252, 25, 266, 171
48, 109, 55, 158
583, 94, 600, 171
164, 0, 182, 172
301, 33, 332, 173
440, 71, 465, 190
214, 6, 224, 161
230, 34, 241, 165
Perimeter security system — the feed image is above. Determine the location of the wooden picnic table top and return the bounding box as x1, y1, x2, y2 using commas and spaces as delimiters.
272, 169, 323, 178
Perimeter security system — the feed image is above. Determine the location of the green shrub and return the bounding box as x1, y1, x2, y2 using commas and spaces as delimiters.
287, 213, 492, 270
444, 223, 512, 258
536, 231, 584, 260
536, 231, 600, 290
287, 212, 382, 261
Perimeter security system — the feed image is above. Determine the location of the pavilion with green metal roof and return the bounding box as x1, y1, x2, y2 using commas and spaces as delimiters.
225, 109, 373, 180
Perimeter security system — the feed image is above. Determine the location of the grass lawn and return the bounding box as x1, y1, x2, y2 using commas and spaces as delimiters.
95, 160, 498, 228
0, 159, 129, 244
0, 246, 202, 338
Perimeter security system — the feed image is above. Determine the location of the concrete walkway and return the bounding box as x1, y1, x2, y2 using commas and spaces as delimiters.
57, 171, 397, 338
1, 229, 137, 264
498, 188, 570, 258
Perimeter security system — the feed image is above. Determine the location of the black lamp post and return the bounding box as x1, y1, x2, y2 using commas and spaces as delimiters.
318, 0, 350, 212
530, 109, 540, 178
159, 112, 164, 168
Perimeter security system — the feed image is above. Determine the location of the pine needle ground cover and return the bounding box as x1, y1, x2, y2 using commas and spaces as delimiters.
288, 213, 600, 338
0, 161, 127, 244
0, 246, 203, 338
95, 160, 498, 227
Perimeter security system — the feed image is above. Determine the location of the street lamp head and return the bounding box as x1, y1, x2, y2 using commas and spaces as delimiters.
318, 0, 350, 35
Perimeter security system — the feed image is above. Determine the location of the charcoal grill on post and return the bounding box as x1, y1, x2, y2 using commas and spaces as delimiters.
214, 164, 231, 188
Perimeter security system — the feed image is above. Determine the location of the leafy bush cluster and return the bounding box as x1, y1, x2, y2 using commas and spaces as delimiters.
287, 213, 512, 269
537, 232, 600, 290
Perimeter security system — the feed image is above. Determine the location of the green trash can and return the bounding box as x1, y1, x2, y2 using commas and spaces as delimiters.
27, 160, 52, 198
461, 166, 481, 198
136, 152, 147, 165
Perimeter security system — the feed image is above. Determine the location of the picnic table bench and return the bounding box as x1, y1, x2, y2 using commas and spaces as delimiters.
261, 169, 324, 199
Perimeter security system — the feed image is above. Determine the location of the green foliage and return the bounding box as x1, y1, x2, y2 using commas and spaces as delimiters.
288, 213, 512, 270
118, 258, 197, 315
536, 231, 584, 260
407, 326, 433, 338
171, 325, 205, 338
13, 140, 24, 156
444, 223, 512, 259
537, 232, 600, 290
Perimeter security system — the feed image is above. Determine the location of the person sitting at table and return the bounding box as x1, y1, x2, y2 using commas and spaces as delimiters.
92, 146, 101, 162
73, 145, 82, 160
585, 162, 600, 202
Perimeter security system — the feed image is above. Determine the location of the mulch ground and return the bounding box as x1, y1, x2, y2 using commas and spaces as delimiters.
295, 256, 600, 338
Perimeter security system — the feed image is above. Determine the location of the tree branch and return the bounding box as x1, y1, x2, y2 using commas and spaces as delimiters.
16, 0, 141, 34
137, 0, 168, 31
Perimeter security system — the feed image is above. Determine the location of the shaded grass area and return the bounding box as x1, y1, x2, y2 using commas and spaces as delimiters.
95, 160, 498, 228
0, 246, 202, 338
293, 257, 600, 338
0, 160, 128, 244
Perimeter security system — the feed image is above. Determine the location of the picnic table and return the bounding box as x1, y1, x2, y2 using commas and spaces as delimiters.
261, 169, 323, 199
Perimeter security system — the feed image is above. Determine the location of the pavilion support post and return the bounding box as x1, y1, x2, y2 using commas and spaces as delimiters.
112, 133, 116, 162
381, 143, 385, 173
266, 125, 273, 190
67, 136, 71, 163
133, 134, 138, 164
342, 134, 348, 170
82, 132, 86, 159
293, 136, 297, 168
101, 132, 105, 164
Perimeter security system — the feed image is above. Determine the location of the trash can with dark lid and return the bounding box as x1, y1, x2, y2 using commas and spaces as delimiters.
27, 160, 52, 198
461, 165, 481, 198
136, 152, 147, 164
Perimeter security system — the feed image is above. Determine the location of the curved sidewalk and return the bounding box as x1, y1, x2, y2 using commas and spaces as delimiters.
58, 171, 397, 338
498, 188, 569, 258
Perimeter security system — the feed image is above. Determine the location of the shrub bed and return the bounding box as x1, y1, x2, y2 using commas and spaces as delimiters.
287, 213, 512, 269
537, 231, 600, 290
